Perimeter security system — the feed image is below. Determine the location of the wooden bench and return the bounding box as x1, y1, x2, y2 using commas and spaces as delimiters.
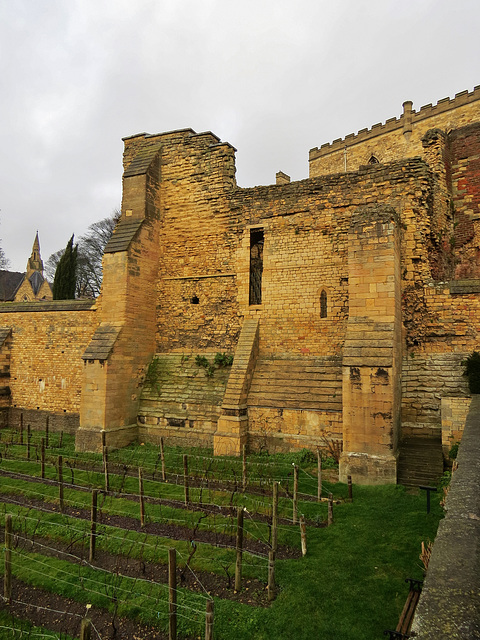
384, 578, 423, 639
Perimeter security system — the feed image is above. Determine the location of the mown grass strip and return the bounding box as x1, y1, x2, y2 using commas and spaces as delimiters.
0, 465, 321, 549
1, 430, 333, 498
1, 504, 268, 581
0, 547, 209, 637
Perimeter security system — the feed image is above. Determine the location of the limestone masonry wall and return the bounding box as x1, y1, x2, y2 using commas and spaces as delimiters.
0, 301, 96, 429
309, 87, 480, 177
4, 88, 480, 485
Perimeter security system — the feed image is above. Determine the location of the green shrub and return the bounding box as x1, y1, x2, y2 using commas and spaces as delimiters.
463, 351, 480, 394
449, 442, 459, 460
214, 352, 234, 367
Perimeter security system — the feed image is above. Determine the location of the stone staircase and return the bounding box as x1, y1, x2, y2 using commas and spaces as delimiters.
397, 437, 444, 487
247, 356, 342, 410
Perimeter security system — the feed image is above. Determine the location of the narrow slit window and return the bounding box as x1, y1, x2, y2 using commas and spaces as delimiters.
249, 229, 264, 305
320, 290, 327, 318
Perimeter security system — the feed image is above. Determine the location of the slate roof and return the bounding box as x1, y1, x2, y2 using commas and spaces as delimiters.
0, 271, 25, 301
104, 219, 143, 254
123, 143, 161, 178
29, 270, 45, 295
82, 324, 121, 361
0, 327, 11, 346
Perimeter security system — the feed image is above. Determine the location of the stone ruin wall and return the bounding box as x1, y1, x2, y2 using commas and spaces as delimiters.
0, 90, 479, 470
131, 123, 445, 457
0, 301, 96, 433
309, 87, 480, 177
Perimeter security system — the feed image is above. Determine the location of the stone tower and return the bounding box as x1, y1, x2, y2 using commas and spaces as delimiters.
26, 232, 44, 278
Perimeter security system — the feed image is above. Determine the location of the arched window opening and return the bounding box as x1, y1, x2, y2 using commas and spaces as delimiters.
320, 290, 327, 318
368, 155, 379, 164
249, 228, 264, 305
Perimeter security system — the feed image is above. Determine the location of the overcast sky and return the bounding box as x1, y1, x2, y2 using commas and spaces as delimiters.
0, 0, 479, 272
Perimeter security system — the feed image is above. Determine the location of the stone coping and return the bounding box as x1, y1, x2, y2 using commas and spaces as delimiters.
411, 395, 480, 639
0, 300, 95, 313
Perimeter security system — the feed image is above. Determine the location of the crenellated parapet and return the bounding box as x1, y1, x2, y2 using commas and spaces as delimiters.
309, 86, 480, 177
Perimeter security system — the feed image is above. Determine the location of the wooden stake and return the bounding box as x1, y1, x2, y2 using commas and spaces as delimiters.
103, 446, 109, 492
89, 489, 98, 563
268, 550, 275, 602
168, 548, 177, 640
19, 419, 23, 445
139, 467, 145, 527
327, 494, 333, 526
4, 513, 12, 603
242, 444, 247, 492
300, 515, 307, 556
293, 464, 299, 524
205, 599, 214, 640
272, 481, 279, 553
41, 438, 45, 479
27, 425, 31, 460
234, 506, 244, 592
183, 454, 189, 506
347, 475, 353, 502
59, 431, 63, 448
58, 455, 64, 512
45, 415, 49, 448
317, 448, 322, 502
80, 618, 92, 640
160, 437, 166, 482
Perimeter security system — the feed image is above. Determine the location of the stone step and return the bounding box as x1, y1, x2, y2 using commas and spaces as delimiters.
397, 437, 444, 487
248, 356, 342, 411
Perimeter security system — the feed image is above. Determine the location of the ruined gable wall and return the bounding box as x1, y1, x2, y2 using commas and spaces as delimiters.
0, 301, 96, 430
140, 130, 242, 353
309, 88, 480, 177
450, 122, 480, 278
402, 283, 480, 436
231, 159, 434, 357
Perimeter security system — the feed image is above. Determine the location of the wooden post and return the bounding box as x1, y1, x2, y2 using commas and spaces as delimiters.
80, 618, 92, 640
58, 455, 64, 512
139, 467, 145, 527
103, 446, 109, 492
19, 418, 23, 445
40, 438, 45, 479
327, 494, 333, 526
59, 431, 64, 448
89, 489, 98, 563
27, 425, 31, 460
4, 513, 12, 603
347, 475, 353, 501
183, 454, 189, 507
168, 548, 177, 640
271, 481, 279, 553
242, 444, 247, 492
45, 415, 49, 448
299, 515, 307, 556
268, 550, 275, 602
234, 506, 244, 592
205, 599, 214, 640
317, 448, 322, 502
293, 464, 299, 524
160, 437, 166, 482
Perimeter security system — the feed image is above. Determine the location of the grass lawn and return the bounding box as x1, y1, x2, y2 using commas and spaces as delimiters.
0, 431, 443, 639
214, 483, 442, 640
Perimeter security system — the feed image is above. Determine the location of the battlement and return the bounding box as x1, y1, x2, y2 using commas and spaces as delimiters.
309, 86, 480, 161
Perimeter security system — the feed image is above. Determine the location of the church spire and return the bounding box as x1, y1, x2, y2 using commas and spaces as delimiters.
26, 231, 44, 277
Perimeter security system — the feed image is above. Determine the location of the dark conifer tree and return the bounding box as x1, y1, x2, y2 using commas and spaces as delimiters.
52, 235, 77, 299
